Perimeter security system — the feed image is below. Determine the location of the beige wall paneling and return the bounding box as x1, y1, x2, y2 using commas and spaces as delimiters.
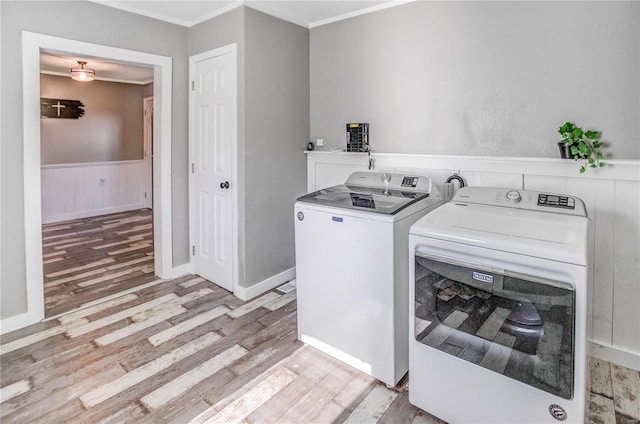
523, 175, 568, 194
590, 180, 616, 345
41, 161, 146, 223
460, 171, 524, 189
306, 152, 368, 192
612, 180, 640, 352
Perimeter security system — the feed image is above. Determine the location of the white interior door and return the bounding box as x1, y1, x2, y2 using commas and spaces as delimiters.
143, 96, 153, 209
191, 46, 237, 292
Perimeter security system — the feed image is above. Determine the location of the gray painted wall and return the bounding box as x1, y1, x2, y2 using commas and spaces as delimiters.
310, 1, 640, 158
1, 1, 189, 319
189, 7, 309, 289
41, 74, 145, 164
244, 8, 309, 287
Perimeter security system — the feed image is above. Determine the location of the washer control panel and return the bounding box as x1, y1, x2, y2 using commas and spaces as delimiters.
538, 194, 575, 209
506, 190, 522, 203
452, 187, 587, 217
345, 172, 432, 193
401, 176, 420, 188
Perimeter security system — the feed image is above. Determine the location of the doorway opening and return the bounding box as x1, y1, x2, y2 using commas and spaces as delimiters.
10, 31, 173, 332
39, 55, 157, 317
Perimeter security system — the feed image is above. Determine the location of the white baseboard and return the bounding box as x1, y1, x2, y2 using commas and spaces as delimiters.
0, 310, 42, 335
168, 262, 194, 279
42, 203, 146, 224
589, 340, 640, 371
234, 267, 296, 301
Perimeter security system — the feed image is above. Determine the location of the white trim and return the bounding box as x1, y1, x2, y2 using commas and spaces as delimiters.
10, 31, 174, 332
189, 44, 239, 295
590, 341, 640, 371
308, 0, 416, 28
167, 262, 195, 279
187, 1, 243, 27
88, 0, 243, 28
41, 203, 146, 225
244, 3, 308, 28
306, 151, 640, 182
0, 312, 36, 334
41, 159, 144, 169
234, 267, 296, 302
87, 0, 414, 29
39, 70, 153, 85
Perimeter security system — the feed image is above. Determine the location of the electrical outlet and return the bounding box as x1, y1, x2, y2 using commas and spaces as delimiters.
316, 138, 325, 147
99, 178, 106, 186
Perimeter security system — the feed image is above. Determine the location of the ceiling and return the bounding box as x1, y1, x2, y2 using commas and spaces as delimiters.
41, 1, 411, 83
40, 52, 154, 84
90, 0, 409, 28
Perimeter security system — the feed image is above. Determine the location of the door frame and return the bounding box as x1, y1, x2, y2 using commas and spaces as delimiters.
188, 43, 239, 292
16, 31, 173, 331
143, 96, 154, 210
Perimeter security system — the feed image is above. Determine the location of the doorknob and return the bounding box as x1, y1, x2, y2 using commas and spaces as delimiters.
220, 181, 230, 189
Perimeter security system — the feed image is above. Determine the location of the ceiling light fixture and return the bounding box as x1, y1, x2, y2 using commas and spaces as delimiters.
70, 61, 95, 82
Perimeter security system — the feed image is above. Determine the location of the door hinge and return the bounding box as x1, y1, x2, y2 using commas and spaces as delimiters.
192, 245, 196, 256
191, 81, 195, 91
191, 163, 195, 173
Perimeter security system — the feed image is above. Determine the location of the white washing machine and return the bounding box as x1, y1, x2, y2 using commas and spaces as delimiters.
295, 172, 442, 387
409, 187, 590, 423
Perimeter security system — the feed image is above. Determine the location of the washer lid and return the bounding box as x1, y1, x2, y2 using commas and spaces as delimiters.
410, 202, 589, 265
297, 184, 430, 215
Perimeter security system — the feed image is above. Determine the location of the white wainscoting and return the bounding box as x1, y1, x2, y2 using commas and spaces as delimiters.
306, 151, 640, 370
41, 160, 147, 224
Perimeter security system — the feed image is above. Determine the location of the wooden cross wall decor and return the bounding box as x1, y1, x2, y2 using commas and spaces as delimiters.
41, 98, 85, 119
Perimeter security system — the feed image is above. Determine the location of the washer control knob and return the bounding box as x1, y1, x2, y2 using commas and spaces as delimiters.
381, 173, 392, 183
506, 190, 522, 203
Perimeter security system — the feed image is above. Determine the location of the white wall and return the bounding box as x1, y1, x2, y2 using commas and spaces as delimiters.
310, 2, 640, 159
41, 161, 147, 223
306, 151, 640, 370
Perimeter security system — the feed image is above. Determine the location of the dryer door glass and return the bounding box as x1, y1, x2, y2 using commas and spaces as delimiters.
414, 253, 575, 399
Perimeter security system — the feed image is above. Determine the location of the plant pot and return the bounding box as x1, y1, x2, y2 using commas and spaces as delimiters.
558, 142, 573, 159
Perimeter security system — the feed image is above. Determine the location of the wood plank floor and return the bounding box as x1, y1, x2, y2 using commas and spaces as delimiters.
42, 209, 155, 317
1, 211, 638, 423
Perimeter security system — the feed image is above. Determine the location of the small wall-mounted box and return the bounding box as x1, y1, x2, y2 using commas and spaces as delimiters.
346, 123, 369, 152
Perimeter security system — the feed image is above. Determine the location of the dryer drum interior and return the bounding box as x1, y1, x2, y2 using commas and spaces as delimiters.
414, 254, 575, 400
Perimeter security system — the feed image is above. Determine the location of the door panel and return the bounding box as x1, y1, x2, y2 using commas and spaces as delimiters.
192, 49, 236, 291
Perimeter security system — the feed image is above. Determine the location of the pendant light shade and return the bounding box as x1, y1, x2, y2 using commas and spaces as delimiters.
70, 61, 95, 82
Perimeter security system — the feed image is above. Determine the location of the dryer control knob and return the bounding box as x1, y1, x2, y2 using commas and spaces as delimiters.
506, 190, 522, 203
381, 173, 392, 183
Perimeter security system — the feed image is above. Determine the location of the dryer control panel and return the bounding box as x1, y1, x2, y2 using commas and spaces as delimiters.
452, 187, 587, 217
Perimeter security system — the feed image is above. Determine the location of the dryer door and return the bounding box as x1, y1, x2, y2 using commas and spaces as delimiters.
414, 252, 575, 399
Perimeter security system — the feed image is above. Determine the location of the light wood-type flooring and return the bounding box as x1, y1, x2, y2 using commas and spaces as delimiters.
1, 210, 639, 423
42, 209, 155, 318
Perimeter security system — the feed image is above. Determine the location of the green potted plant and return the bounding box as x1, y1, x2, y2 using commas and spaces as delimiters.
558, 122, 606, 173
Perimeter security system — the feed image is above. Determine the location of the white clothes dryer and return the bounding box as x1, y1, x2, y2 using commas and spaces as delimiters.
408, 187, 590, 423
295, 172, 442, 387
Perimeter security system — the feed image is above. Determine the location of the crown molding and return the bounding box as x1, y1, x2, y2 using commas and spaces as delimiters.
87, 0, 414, 29
309, 0, 415, 28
